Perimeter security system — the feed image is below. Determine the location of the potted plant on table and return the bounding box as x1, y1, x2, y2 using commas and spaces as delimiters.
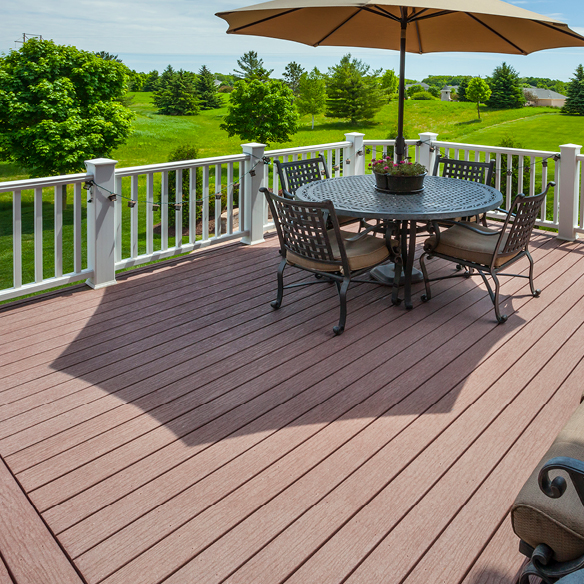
370, 158, 427, 193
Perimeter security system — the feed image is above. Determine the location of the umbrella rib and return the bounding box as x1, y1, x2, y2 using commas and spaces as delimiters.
228, 8, 302, 33
368, 5, 401, 23
535, 20, 584, 42
466, 13, 526, 54
315, 7, 364, 45
410, 10, 453, 22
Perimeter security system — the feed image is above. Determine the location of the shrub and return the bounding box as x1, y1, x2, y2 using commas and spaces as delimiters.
498, 136, 531, 207
410, 91, 437, 100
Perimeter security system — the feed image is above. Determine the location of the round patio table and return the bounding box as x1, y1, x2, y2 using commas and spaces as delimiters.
296, 174, 503, 309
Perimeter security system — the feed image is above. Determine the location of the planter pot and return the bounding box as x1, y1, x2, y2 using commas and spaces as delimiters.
375, 172, 427, 194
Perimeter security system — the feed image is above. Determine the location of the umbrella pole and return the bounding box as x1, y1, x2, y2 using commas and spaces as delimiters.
396, 20, 407, 161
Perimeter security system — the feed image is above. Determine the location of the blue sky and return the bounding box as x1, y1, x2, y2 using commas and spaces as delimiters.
1, 0, 584, 81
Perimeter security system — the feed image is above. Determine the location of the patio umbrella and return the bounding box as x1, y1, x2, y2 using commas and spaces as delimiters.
216, 0, 584, 159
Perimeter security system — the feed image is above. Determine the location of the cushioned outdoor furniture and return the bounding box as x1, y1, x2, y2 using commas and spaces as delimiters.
419, 183, 554, 324
275, 155, 365, 228
512, 392, 584, 583
260, 187, 391, 335
433, 155, 496, 225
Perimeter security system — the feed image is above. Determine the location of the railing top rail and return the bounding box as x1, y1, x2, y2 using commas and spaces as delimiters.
0, 172, 93, 193
363, 139, 418, 146
432, 140, 558, 158
265, 141, 351, 157
115, 153, 250, 177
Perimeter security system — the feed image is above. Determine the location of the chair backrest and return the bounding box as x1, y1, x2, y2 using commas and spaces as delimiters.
495, 184, 553, 259
275, 155, 330, 199
433, 155, 495, 186
260, 187, 349, 273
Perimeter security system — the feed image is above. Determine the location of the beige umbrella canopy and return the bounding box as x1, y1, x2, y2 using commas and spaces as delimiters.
216, 0, 584, 157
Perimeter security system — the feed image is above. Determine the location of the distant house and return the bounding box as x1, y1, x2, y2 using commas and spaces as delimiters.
441, 85, 459, 101
213, 79, 222, 87
405, 82, 430, 91
523, 86, 566, 107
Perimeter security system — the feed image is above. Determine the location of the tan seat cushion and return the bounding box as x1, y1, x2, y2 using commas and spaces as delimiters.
425, 223, 518, 267
287, 229, 390, 273
512, 402, 584, 562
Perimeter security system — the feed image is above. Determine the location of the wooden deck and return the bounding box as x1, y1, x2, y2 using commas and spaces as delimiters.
1, 228, 583, 584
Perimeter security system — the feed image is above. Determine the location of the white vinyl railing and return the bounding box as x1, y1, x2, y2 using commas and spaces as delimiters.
1, 131, 582, 302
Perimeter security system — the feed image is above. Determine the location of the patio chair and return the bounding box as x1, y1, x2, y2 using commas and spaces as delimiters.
419, 182, 554, 324
433, 155, 495, 225
260, 187, 391, 335
274, 155, 365, 228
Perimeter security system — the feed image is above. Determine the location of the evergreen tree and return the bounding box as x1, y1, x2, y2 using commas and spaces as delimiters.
143, 70, 159, 91
487, 62, 525, 109
325, 54, 385, 123
153, 69, 200, 115
457, 77, 471, 102
297, 68, 327, 129
233, 51, 272, 81
283, 61, 305, 97
562, 64, 584, 115
196, 65, 223, 109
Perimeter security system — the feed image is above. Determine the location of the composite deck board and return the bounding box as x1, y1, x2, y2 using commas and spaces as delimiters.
0, 230, 581, 584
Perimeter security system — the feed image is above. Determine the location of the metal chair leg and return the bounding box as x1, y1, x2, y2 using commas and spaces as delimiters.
271, 258, 286, 309
333, 277, 350, 335
420, 253, 431, 302
526, 250, 541, 297
492, 272, 508, 323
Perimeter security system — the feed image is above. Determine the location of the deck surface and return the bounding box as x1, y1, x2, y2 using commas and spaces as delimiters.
0, 228, 583, 584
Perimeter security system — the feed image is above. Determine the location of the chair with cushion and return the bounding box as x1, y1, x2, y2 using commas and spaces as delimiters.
512, 392, 584, 583
274, 155, 364, 228
419, 183, 554, 324
433, 155, 496, 225
260, 187, 391, 335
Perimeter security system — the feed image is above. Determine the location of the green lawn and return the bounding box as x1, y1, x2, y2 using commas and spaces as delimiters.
1, 95, 583, 299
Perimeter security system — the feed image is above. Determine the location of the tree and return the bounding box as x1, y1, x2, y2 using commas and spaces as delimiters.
220, 79, 298, 144
297, 68, 326, 129
562, 64, 584, 115
143, 70, 159, 91
153, 69, 200, 115
457, 77, 471, 102
0, 38, 133, 179
380, 69, 398, 100
325, 54, 385, 123
94, 51, 123, 63
283, 61, 305, 97
233, 51, 272, 81
466, 77, 492, 119
487, 62, 525, 109
196, 65, 223, 109
406, 84, 426, 98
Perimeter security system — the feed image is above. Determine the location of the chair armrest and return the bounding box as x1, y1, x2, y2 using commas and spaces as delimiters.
539, 456, 584, 506
344, 222, 378, 242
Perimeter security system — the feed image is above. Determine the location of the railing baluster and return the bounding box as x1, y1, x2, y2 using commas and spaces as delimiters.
161, 170, 168, 251
542, 159, 549, 221
529, 157, 536, 197
114, 175, 122, 263
74, 183, 82, 274
553, 158, 560, 224
189, 167, 196, 244
495, 153, 502, 191
335, 148, 341, 177
580, 161, 584, 228
227, 162, 234, 235
176, 168, 183, 247
506, 154, 513, 211
202, 165, 210, 241
146, 173, 154, 255
327, 149, 333, 175
13, 190, 22, 289
131, 174, 139, 259
34, 187, 43, 283
54, 185, 63, 278
215, 163, 222, 238
518, 155, 524, 195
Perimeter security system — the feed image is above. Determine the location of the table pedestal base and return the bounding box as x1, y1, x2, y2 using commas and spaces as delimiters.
370, 263, 424, 286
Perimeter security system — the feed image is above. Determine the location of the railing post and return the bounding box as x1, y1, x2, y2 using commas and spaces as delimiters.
85, 158, 118, 289
241, 142, 266, 245
558, 144, 581, 241
344, 132, 365, 176
418, 132, 439, 175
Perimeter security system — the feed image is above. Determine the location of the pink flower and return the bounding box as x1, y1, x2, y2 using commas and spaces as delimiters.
384, 166, 389, 170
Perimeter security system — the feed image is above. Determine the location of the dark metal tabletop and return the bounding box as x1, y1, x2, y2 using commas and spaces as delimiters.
295, 175, 503, 221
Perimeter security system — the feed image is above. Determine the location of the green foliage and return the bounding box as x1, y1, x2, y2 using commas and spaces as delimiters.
127, 70, 146, 91
153, 69, 200, 116
487, 62, 525, 109
498, 135, 531, 204
562, 64, 584, 115
0, 38, 134, 177
406, 84, 426, 98
371, 158, 426, 175
466, 77, 492, 119
165, 145, 202, 229
297, 68, 326, 129
220, 79, 298, 144
410, 91, 438, 100
427, 86, 440, 98
380, 69, 398, 99
142, 70, 159, 92
521, 77, 568, 95
94, 51, 123, 63
196, 65, 222, 110
233, 51, 272, 81
457, 77, 471, 102
422, 75, 471, 88
214, 72, 237, 87
325, 54, 385, 123
283, 61, 305, 97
